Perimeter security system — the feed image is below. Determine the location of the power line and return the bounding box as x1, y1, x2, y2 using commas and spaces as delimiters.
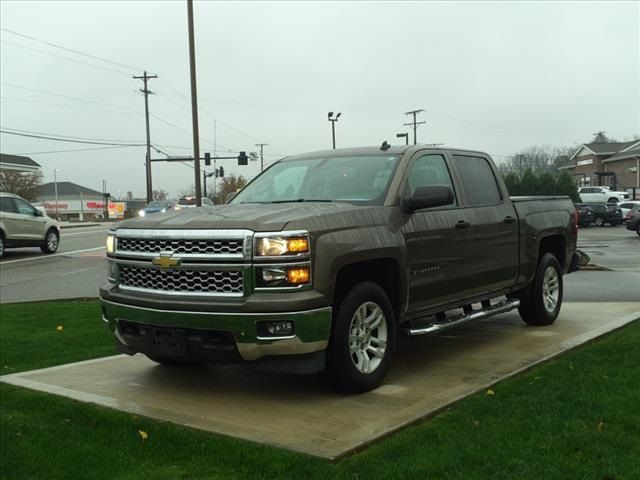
1, 128, 144, 146
0, 27, 145, 73
0, 39, 132, 76
1, 127, 144, 144
14, 145, 140, 155
0, 82, 139, 114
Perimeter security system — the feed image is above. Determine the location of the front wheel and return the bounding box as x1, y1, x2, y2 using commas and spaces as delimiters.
41, 229, 59, 254
326, 282, 396, 393
518, 253, 563, 326
594, 217, 605, 227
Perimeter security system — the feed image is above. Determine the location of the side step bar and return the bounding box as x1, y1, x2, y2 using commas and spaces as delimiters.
404, 298, 520, 336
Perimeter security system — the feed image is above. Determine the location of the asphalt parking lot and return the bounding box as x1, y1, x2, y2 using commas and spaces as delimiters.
2, 221, 637, 303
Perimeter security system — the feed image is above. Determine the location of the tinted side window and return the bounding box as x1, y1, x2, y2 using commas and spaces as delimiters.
0, 197, 18, 213
405, 154, 456, 206
453, 155, 502, 206
14, 198, 36, 215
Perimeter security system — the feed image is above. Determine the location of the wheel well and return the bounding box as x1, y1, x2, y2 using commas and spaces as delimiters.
333, 258, 402, 320
608, 197, 618, 203
538, 235, 566, 268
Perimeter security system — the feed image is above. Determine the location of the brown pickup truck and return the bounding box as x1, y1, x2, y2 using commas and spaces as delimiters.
100, 146, 578, 392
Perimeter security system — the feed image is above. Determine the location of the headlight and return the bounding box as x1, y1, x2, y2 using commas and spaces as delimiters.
139, 210, 146, 217
255, 233, 310, 257
161, 208, 166, 213
106, 234, 115, 254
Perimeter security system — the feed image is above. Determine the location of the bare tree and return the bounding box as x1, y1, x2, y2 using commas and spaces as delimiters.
214, 174, 248, 204
0, 170, 43, 201
503, 145, 576, 176
152, 189, 169, 201
592, 131, 609, 143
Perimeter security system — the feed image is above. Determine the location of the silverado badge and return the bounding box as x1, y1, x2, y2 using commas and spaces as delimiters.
152, 253, 181, 269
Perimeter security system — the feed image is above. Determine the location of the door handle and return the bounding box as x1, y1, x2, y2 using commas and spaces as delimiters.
503, 216, 516, 224
455, 220, 471, 229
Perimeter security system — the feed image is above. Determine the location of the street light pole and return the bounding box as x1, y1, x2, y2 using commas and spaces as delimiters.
396, 133, 409, 145
328, 112, 341, 149
53, 168, 59, 221
187, 0, 202, 206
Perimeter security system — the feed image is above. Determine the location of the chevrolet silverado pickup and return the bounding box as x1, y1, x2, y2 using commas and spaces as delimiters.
100, 146, 578, 392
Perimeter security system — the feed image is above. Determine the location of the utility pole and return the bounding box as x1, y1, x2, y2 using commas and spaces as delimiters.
187, 0, 202, 206
404, 109, 425, 145
133, 71, 158, 203
255, 143, 268, 172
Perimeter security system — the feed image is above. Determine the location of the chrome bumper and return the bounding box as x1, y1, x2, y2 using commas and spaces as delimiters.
100, 298, 332, 361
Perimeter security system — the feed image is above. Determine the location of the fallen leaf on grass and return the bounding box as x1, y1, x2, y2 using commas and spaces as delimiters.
56, 325, 64, 332
473, 420, 480, 427
597, 422, 605, 433
486, 389, 495, 396
139, 429, 149, 441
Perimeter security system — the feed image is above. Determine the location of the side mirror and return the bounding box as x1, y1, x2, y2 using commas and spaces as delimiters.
34, 209, 44, 217
402, 185, 454, 213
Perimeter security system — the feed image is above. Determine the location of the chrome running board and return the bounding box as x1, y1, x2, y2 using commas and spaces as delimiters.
404, 299, 520, 336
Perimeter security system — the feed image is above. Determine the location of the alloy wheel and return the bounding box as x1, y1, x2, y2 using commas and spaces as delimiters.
348, 301, 388, 374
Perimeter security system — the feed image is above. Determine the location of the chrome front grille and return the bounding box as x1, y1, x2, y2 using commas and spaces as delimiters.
118, 238, 243, 256
119, 265, 244, 296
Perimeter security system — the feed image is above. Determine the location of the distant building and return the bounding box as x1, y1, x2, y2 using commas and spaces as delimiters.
0, 153, 41, 173
559, 141, 640, 196
37, 181, 105, 220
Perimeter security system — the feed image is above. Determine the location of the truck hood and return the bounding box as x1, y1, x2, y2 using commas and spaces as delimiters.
114, 202, 365, 232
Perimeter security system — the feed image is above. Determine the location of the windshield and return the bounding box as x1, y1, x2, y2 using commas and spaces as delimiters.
147, 201, 168, 208
231, 155, 399, 205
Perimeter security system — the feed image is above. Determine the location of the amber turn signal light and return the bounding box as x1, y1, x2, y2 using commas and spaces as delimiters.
287, 267, 310, 284
286, 237, 309, 253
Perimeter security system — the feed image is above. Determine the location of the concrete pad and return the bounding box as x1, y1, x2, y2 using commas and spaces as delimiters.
2, 302, 639, 460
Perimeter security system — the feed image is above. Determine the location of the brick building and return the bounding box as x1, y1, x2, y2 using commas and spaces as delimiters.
559, 141, 640, 196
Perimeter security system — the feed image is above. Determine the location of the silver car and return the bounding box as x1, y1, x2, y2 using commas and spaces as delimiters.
0, 192, 60, 258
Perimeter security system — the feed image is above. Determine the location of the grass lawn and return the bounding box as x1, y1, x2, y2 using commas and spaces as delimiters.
1, 300, 639, 480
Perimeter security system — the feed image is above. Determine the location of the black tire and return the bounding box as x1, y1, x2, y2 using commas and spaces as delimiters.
594, 217, 605, 227
0, 232, 4, 258
636, 225, 640, 236
41, 228, 59, 254
607, 197, 618, 204
146, 355, 196, 366
326, 281, 396, 393
518, 253, 563, 326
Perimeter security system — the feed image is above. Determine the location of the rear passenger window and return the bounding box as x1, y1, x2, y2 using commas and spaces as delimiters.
0, 197, 18, 213
405, 154, 456, 206
453, 155, 502, 206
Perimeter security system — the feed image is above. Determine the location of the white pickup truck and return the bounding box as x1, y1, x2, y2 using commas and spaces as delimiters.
578, 186, 630, 204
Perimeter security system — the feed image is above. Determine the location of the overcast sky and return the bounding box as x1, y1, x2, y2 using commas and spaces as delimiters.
1, 0, 638, 199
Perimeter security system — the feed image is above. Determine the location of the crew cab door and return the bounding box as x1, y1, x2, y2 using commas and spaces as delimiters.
399, 151, 474, 313
449, 154, 519, 296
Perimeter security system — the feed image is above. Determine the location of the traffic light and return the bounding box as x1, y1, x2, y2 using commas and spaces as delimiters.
204, 152, 211, 166
238, 151, 248, 166
218, 166, 225, 178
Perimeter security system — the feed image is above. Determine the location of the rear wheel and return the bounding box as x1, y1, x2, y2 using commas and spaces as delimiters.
41, 229, 59, 254
518, 253, 563, 326
607, 197, 618, 203
0, 233, 5, 258
326, 281, 396, 393
594, 217, 605, 227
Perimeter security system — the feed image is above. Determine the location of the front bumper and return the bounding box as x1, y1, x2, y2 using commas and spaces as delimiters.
100, 297, 332, 363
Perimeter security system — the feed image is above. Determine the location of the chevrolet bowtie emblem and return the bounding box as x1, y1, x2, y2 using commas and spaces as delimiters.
152, 253, 181, 269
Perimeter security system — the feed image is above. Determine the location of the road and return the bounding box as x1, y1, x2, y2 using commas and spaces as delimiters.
0, 223, 638, 304
0, 225, 109, 303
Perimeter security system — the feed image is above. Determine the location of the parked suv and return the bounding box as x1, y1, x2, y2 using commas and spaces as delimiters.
578, 186, 629, 204
0, 192, 60, 257
583, 203, 623, 226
